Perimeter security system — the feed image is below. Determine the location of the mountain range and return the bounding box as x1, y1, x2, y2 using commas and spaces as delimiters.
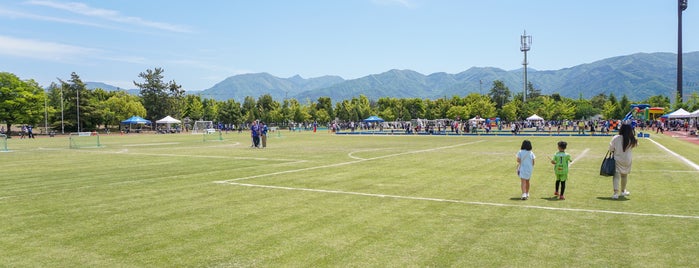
89, 52, 699, 102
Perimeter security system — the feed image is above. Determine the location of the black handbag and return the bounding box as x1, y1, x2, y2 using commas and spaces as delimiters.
600, 150, 616, 176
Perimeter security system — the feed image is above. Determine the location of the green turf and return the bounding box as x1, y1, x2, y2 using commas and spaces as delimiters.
1, 131, 698, 267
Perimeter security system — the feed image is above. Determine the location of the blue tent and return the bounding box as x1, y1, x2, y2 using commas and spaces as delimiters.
121, 115, 151, 124
363, 115, 384, 122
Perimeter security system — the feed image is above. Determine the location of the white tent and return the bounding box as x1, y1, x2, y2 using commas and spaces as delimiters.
156, 115, 181, 124
691, 109, 699, 118
526, 114, 544, 121
156, 116, 182, 133
666, 108, 691, 119
468, 117, 485, 123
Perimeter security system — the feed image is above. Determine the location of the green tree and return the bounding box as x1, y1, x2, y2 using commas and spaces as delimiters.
617, 95, 631, 119
501, 100, 520, 121
526, 81, 542, 99
488, 80, 510, 109
104, 91, 147, 127
202, 98, 220, 121
58, 72, 92, 132
218, 99, 242, 126
316, 97, 334, 120
686, 92, 699, 111
0, 72, 45, 135
590, 93, 608, 111
257, 94, 278, 124
134, 67, 182, 123
446, 106, 469, 121
464, 93, 496, 119
645, 95, 672, 109
574, 98, 597, 120
184, 95, 204, 120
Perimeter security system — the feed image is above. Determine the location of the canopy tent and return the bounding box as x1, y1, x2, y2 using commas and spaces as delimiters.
665, 108, 691, 119
363, 115, 384, 122
468, 117, 485, 123
691, 109, 699, 118
121, 115, 151, 124
526, 114, 544, 121
155, 115, 181, 133
156, 115, 181, 124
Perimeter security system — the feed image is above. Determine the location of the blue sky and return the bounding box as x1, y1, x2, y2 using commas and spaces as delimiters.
0, 0, 697, 90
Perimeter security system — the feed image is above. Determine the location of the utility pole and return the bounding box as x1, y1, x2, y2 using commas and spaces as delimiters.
60, 86, 64, 134
678, 0, 688, 103
76, 85, 80, 132
520, 30, 532, 103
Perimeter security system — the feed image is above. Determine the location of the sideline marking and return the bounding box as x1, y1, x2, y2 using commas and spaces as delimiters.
124, 142, 180, 147
216, 140, 485, 183
569, 148, 589, 167
218, 182, 699, 220
648, 138, 699, 171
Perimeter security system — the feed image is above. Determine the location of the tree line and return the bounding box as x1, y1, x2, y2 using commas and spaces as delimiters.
2, 68, 699, 135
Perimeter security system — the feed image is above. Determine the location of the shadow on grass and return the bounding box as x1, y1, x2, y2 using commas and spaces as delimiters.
596, 196, 630, 201
541, 196, 561, 201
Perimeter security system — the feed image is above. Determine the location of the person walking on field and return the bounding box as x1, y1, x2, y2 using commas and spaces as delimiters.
550, 141, 572, 200
260, 121, 268, 148
609, 124, 638, 200
250, 120, 260, 148
516, 140, 536, 200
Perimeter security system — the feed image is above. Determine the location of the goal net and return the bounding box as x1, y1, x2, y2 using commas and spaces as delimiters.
69, 132, 101, 149
192, 121, 215, 134
0, 134, 8, 152
202, 129, 223, 142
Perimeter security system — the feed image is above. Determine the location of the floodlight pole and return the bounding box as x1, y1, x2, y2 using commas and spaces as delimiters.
677, 0, 688, 103
520, 30, 532, 103
60, 86, 64, 134
44, 89, 48, 134
76, 86, 80, 132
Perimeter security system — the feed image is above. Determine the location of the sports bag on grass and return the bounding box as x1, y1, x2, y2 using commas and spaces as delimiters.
599, 150, 615, 176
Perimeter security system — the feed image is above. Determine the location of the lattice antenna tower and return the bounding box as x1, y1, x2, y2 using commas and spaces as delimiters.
520, 30, 532, 103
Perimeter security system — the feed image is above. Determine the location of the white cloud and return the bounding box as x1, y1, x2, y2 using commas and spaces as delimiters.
0, 7, 106, 28
0, 35, 100, 62
25, 0, 193, 33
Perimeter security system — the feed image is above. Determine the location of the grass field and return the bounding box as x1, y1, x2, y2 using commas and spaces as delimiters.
1, 130, 698, 267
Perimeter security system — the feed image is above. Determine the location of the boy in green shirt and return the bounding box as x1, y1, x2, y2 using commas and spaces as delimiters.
550, 141, 573, 200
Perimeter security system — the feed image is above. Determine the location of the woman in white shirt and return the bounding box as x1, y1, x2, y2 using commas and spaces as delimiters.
609, 124, 638, 199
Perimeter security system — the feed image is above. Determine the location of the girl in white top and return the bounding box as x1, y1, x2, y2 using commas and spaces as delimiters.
609, 124, 638, 199
516, 140, 536, 200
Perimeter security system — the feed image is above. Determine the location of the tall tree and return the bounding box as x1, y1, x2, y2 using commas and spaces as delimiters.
134, 68, 182, 122
488, 80, 511, 109
0, 72, 45, 135
58, 72, 91, 132
526, 81, 542, 99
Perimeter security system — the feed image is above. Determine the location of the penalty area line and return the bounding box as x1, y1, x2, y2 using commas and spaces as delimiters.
216, 181, 699, 220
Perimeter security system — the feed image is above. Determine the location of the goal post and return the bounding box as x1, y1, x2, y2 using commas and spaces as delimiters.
202, 129, 223, 142
0, 133, 8, 152
69, 132, 101, 149
192, 121, 214, 134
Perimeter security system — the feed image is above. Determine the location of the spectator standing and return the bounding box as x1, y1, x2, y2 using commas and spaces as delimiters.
609, 124, 638, 199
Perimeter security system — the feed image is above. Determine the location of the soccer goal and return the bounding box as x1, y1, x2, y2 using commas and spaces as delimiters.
202, 130, 223, 142
192, 121, 215, 134
0, 134, 8, 152
69, 132, 101, 149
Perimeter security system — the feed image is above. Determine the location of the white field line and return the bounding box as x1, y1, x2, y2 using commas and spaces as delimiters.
348, 148, 393, 160
570, 148, 589, 167
123, 142, 180, 147
220, 182, 699, 220
64, 148, 305, 162
648, 138, 699, 171
216, 140, 485, 183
